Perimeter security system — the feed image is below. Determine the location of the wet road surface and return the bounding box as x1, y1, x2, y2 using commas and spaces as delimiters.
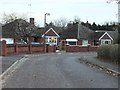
2, 52, 118, 88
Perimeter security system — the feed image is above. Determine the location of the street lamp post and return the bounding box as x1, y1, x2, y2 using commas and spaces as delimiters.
44, 13, 50, 53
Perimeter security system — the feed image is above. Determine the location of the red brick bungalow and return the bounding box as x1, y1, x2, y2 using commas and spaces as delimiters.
1, 18, 62, 46
1, 18, 118, 48
94, 30, 118, 45
2, 18, 38, 44
59, 23, 118, 47
36, 27, 60, 45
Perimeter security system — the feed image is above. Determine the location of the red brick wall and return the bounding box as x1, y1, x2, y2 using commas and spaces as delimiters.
31, 44, 44, 52
17, 45, 29, 53
46, 45, 56, 53
66, 45, 98, 52
77, 40, 82, 45
0, 41, 56, 56
88, 46, 98, 51
101, 34, 110, 39
6, 44, 15, 54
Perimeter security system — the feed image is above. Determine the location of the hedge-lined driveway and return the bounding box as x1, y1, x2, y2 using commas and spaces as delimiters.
3, 52, 118, 88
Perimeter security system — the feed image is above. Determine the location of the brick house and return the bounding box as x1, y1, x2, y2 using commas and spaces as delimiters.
1, 18, 62, 46
59, 23, 118, 46
2, 18, 38, 44
41, 28, 60, 45
94, 30, 118, 45
1, 18, 118, 47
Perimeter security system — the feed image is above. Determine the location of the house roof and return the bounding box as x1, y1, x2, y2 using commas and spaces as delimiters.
99, 32, 113, 40
94, 30, 118, 40
42, 28, 60, 37
59, 23, 94, 40
37, 27, 64, 37
2, 19, 38, 38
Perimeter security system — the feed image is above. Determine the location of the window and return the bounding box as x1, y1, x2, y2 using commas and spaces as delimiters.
101, 39, 111, 45
45, 38, 48, 43
66, 39, 78, 45
45, 37, 57, 45
68, 42, 77, 45
49, 38, 51, 42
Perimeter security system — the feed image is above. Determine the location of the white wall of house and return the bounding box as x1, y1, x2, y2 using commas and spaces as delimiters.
0, 38, 14, 44
82, 40, 88, 46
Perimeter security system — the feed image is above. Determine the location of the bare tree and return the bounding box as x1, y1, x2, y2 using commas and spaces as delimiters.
106, 0, 119, 3
1, 12, 27, 24
52, 17, 69, 29
106, 0, 120, 23
106, 0, 120, 44
73, 16, 81, 23
15, 19, 37, 44
2, 13, 37, 44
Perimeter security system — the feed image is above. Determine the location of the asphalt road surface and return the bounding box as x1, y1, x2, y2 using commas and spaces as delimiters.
2, 52, 118, 88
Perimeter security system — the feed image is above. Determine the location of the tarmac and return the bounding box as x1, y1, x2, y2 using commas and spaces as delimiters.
79, 56, 119, 77
0, 52, 119, 81
1, 54, 25, 73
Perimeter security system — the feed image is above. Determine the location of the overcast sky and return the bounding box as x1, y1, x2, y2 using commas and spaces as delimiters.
0, 0, 118, 26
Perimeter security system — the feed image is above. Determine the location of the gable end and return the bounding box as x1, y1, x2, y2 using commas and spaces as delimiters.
99, 32, 113, 40
42, 28, 60, 37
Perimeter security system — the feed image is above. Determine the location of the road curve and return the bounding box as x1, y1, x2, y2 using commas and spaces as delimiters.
2, 52, 118, 88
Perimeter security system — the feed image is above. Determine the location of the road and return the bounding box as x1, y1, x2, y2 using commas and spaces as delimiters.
2, 54, 24, 73
2, 52, 118, 88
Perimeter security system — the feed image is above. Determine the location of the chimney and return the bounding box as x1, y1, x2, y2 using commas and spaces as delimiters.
30, 18, 34, 25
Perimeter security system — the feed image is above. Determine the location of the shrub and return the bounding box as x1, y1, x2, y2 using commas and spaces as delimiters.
97, 44, 119, 63
109, 44, 118, 62
97, 45, 110, 59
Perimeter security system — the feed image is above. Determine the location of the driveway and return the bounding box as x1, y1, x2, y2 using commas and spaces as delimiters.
2, 52, 118, 88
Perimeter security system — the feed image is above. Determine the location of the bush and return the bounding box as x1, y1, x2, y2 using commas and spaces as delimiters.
97, 44, 119, 63
109, 44, 118, 62
97, 45, 110, 59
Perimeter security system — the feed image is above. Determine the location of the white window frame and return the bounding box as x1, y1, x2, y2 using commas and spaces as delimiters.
45, 36, 58, 45
66, 39, 78, 45
101, 39, 111, 45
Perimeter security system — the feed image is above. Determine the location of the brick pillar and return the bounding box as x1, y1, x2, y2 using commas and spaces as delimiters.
45, 44, 48, 53
66, 45, 69, 52
29, 44, 32, 53
88, 45, 90, 52
15, 43, 18, 54
2, 40, 7, 56
54, 45, 56, 52
43, 44, 46, 53
0, 41, 2, 56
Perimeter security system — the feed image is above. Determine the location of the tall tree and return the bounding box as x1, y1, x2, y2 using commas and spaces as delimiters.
1, 12, 27, 24
73, 16, 81, 23
91, 22, 97, 30
52, 17, 69, 30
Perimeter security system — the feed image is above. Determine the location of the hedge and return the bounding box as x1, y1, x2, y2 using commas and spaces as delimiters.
97, 44, 119, 63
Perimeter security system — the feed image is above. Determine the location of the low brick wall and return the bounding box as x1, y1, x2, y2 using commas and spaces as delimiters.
0, 40, 56, 56
66, 45, 98, 52
46, 45, 56, 53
